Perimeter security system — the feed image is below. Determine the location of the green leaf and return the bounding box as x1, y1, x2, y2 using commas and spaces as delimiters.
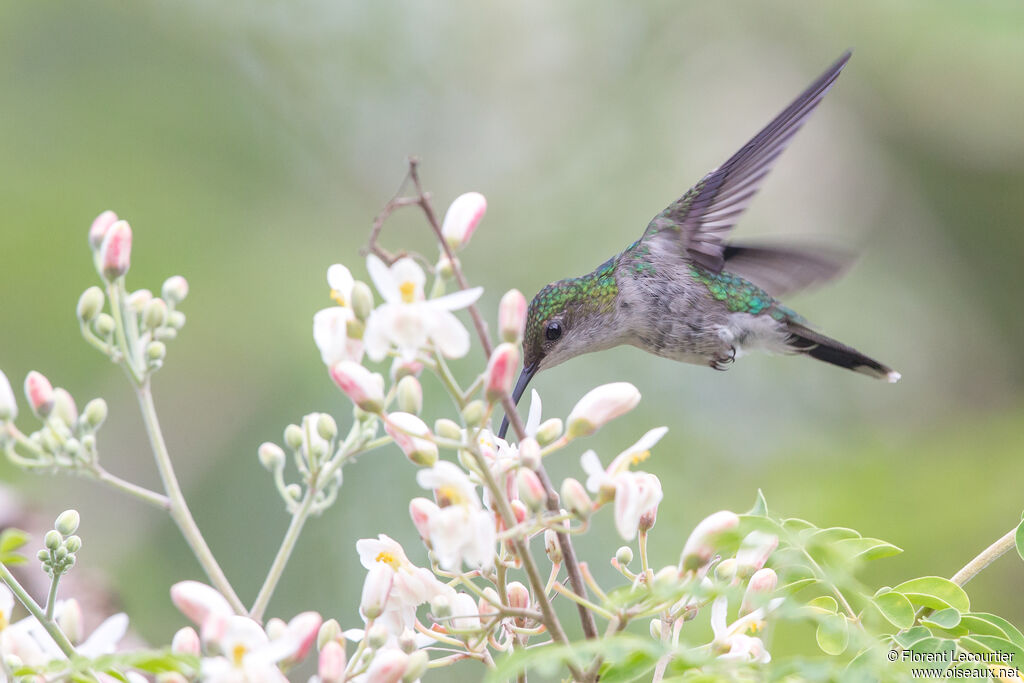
962, 635, 1024, 667
780, 577, 818, 594
922, 608, 962, 630
893, 626, 933, 649
893, 576, 970, 613
959, 615, 1010, 640
966, 612, 1024, 649
809, 527, 861, 545
782, 517, 816, 533
1015, 519, 1024, 562
874, 591, 916, 629
747, 489, 768, 516
816, 613, 849, 655
807, 596, 839, 614
486, 635, 666, 683
833, 537, 903, 561
0, 528, 29, 554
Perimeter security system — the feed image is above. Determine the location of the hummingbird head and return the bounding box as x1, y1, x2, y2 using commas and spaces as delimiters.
499, 268, 620, 438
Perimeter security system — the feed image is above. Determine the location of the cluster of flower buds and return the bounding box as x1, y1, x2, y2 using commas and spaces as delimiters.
169, 581, 322, 682
38, 510, 82, 578
81, 211, 189, 379
0, 369, 108, 473
258, 412, 353, 514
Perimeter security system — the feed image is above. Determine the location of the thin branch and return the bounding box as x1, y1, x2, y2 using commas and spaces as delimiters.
951, 526, 1017, 587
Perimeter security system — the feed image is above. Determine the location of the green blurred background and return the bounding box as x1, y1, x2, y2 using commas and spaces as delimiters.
2, 0, 1024, 676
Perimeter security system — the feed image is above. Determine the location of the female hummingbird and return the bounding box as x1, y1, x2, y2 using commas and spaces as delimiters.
499, 51, 900, 439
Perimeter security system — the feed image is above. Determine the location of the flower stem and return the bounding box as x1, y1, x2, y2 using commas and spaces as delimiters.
951, 526, 1017, 587
250, 489, 316, 621
0, 563, 76, 658
91, 465, 171, 510
135, 381, 246, 614
45, 572, 60, 620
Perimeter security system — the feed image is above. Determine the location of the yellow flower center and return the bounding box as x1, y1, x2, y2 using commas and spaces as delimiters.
746, 619, 764, 635
375, 551, 400, 570
399, 280, 417, 303
232, 643, 247, 667
630, 450, 651, 466
437, 484, 465, 507
329, 288, 346, 307
0, 612, 7, 631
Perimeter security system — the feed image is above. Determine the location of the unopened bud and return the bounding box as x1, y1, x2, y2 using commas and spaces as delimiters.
44, 530, 61, 550
318, 639, 346, 683
146, 341, 166, 361
171, 626, 201, 655
265, 618, 287, 641
99, 220, 132, 280
510, 499, 528, 524
461, 400, 486, 427
516, 468, 546, 510
385, 413, 437, 467
89, 210, 119, 248
518, 437, 541, 470
736, 531, 779, 577
285, 484, 302, 500
318, 619, 342, 649
535, 418, 563, 446
650, 619, 663, 640
715, 558, 738, 582
82, 398, 107, 429
161, 276, 189, 305
478, 588, 500, 619
55, 510, 80, 536
76, 287, 105, 322
409, 497, 437, 544
740, 568, 778, 616
346, 318, 365, 340
127, 289, 153, 312
52, 388, 78, 427
498, 289, 527, 343
566, 382, 641, 439
396, 376, 422, 415
544, 529, 562, 564
441, 192, 487, 250
616, 546, 633, 567
0, 370, 16, 422
258, 442, 285, 470
330, 362, 385, 413
430, 593, 451, 619
24, 371, 55, 418
351, 281, 373, 322
434, 418, 462, 441
485, 343, 518, 403
366, 647, 407, 682
436, 255, 454, 279
284, 423, 304, 450
367, 623, 389, 649
168, 310, 186, 329
560, 478, 591, 519
316, 413, 338, 441
94, 313, 115, 338
653, 565, 680, 590
143, 298, 168, 329
679, 510, 740, 572
64, 535, 81, 553
398, 628, 417, 654
404, 650, 428, 683
506, 581, 530, 612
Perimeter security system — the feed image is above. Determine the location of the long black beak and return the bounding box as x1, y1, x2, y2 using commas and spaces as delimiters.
498, 363, 536, 439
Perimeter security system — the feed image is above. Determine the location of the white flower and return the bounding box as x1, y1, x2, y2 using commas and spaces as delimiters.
329, 362, 385, 412
710, 595, 783, 663
0, 369, 17, 421
327, 264, 354, 308
612, 471, 663, 541
0, 594, 128, 667
581, 427, 668, 496
171, 580, 233, 626
199, 616, 287, 683
384, 412, 438, 466
565, 382, 641, 438
680, 511, 741, 572
415, 462, 496, 571
313, 307, 364, 366
363, 255, 482, 362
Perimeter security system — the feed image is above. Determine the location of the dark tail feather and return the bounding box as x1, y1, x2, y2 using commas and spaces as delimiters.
785, 322, 901, 383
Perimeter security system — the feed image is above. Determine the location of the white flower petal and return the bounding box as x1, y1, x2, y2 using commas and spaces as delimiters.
390, 258, 426, 301
429, 309, 471, 359
429, 286, 483, 311
525, 389, 543, 436
326, 264, 354, 298
366, 254, 400, 303
313, 307, 360, 366
78, 613, 128, 656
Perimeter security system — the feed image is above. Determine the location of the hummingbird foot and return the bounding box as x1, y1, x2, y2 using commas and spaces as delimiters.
709, 347, 736, 371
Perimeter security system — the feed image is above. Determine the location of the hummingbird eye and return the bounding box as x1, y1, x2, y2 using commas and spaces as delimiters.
545, 321, 563, 341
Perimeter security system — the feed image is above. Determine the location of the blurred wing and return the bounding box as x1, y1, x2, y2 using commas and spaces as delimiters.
642, 51, 852, 272
722, 242, 855, 298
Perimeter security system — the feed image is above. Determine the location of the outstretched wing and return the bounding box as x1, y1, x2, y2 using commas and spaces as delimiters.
642, 51, 852, 273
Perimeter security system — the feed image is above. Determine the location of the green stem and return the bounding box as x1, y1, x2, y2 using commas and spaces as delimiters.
91, 465, 171, 510
107, 282, 142, 383
45, 572, 60, 620
951, 526, 1017, 587
135, 382, 246, 614
0, 563, 76, 658
250, 490, 316, 621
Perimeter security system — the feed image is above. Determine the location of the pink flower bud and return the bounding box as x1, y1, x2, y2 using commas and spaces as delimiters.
544, 528, 562, 564
506, 581, 530, 612
679, 510, 740, 572
560, 478, 592, 519
283, 611, 322, 662
409, 497, 439, 544
736, 531, 778, 577
170, 581, 232, 626
360, 564, 394, 620
566, 382, 641, 438
740, 568, 778, 616
329, 361, 385, 412
200, 611, 229, 646
478, 587, 500, 619
485, 343, 519, 403
318, 640, 346, 683
365, 647, 408, 683
510, 499, 528, 525
89, 210, 118, 248
99, 220, 132, 280
498, 289, 527, 343
441, 192, 487, 250
24, 371, 54, 418
516, 468, 546, 510
384, 412, 438, 466
162, 275, 190, 305
171, 627, 201, 655
0, 369, 17, 421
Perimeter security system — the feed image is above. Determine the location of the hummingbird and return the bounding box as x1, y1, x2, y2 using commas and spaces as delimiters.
499, 51, 899, 439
